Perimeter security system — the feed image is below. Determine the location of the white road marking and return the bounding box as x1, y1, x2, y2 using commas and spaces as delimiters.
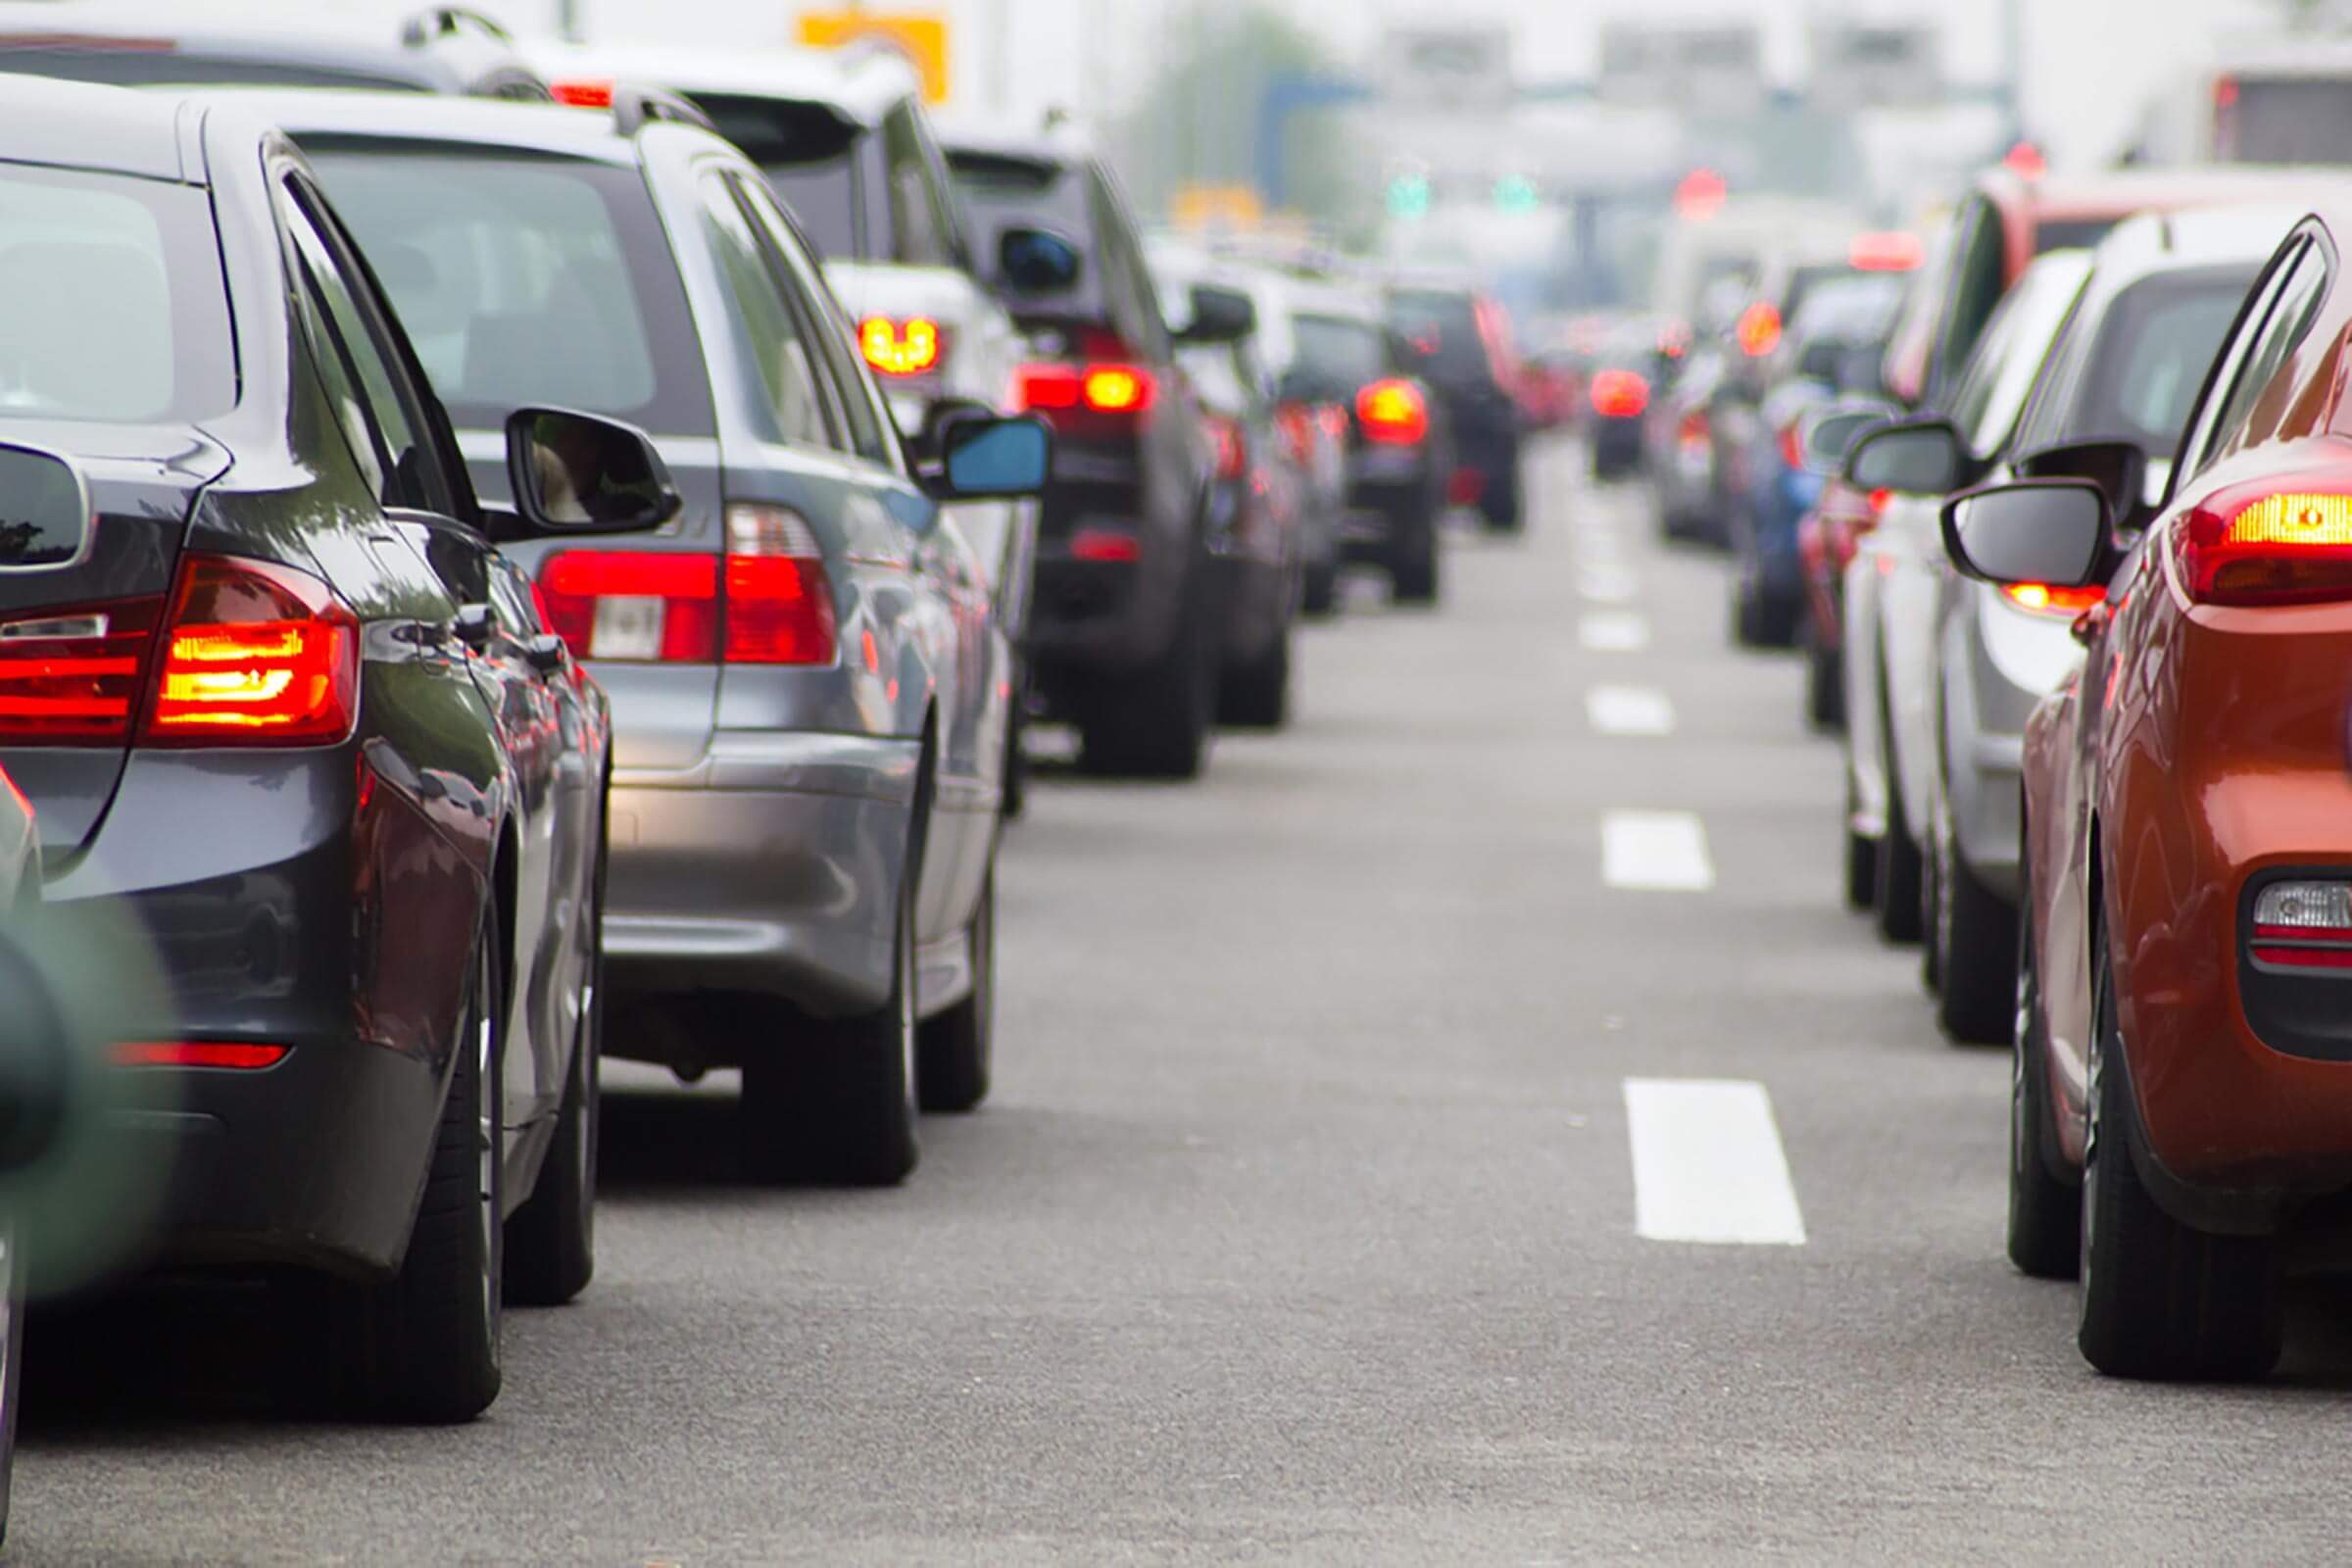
1586, 686, 1675, 738
1623, 1078, 1808, 1246
1578, 564, 1640, 604
1579, 612, 1650, 652
1601, 809, 1713, 891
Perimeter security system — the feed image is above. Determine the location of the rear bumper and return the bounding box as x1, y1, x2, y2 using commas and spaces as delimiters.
604, 730, 919, 1020
1591, 416, 1643, 466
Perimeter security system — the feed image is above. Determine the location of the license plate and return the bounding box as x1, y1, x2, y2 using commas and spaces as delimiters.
591, 596, 663, 661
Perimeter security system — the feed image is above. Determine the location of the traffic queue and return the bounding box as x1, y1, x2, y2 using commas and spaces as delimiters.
1648, 155, 2352, 1382
0, 5, 1540, 1542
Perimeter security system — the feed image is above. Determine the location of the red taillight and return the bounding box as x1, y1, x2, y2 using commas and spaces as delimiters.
1849, 231, 1925, 272
537, 508, 834, 666
0, 598, 162, 742
549, 78, 614, 108
2250, 882, 2352, 968
1677, 410, 1711, 449
1778, 421, 1805, 471
1589, 368, 1649, 419
1014, 362, 1155, 422
859, 316, 946, 377
114, 1041, 290, 1069
145, 556, 358, 745
1083, 365, 1151, 413
1356, 378, 1428, 445
1275, 403, 1317, 464
1068, 528, 1141, 564
1736, 302, 1783, 358
1204, 415, 1247, 481
2002, 582, 2107, 614
723, 505, 836, 666
2178, 488, 2352, 606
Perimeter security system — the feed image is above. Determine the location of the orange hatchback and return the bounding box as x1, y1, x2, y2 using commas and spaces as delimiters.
1944, 204, 2352, 1380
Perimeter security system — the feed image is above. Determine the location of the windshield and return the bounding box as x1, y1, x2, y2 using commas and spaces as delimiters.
1388, 289, 1488, 385
1291, 315, 1388, 389
0, 166, 234, 424
691, 95, 862, 259
2224, 77, 2352, 164
303, 148, 714, 437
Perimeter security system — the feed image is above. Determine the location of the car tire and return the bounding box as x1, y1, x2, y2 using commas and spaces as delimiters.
326, 923, 504, 1422
505, 845, 603, 1307
2078, 939, 2281, 1380
1477, 462, 1523, 533
1389, 509, 1441, 606
0, 1222, 22, 1546
917, 867, 995, 1113
1300, 559, 1340, 617
1001, 675, 1029, 820
2007, 839, 2080, 1280
1875, 698, 1924, 944
743, 854, 920, 1187
1078, 562, 1213, 779
1936, 829, 2019, 1047
1802, 615, 1844, 732
1841, 774, 1876, 912
1217, 622, 1291, 729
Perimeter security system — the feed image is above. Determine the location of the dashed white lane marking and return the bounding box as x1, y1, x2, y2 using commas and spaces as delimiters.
1624, 1078, 1808, 1246
1578, 612, 1649, 652
1601, 809, 1713, 891
1578, 564, 1640, 604
1586, 686, 1675, 738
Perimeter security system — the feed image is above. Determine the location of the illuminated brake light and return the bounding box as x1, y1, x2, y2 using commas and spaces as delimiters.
2002, 582, 2106, 614
2180, 489, 2352, 605
1677, 410, 1710, 450
1204, 415, 1247, 481
114, 1041, 290, 1070
1014, 363, 1154, 420
1082, 365, 1151, 413
1736, 302, 1783, 358
1355, 378, 1428, 445
2250, 881, 2352, 969
859, 316, 945, 377
144, 556, 358, 745
723, 506, 835, 665
0, 601, 161, 742
1068, 528, 1141, 564
1589, 368, 1648, 419
549, 78, 614, 108
1778, 421, 1805, 472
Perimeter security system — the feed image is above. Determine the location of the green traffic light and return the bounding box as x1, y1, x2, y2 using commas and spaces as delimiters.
1387, 173, 1431, 220
1494, 174, 1539, 215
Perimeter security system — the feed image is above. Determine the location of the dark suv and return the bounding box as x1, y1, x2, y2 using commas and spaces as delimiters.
941, 117, 1249, 779
0, 5, 553, 97
1386, 277, 1525, 533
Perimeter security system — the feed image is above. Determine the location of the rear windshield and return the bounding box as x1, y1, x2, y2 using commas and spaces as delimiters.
1291, 314, 1387, 390
2224, 77, 2352, 165
0, 47, 424, 90
0, 165, 234, 424
690, 95, 862, 260
1387, 290, 1487, 384
2033, 218, 2121, 255
946, 150, 1099, 313
303, 147, 714, 437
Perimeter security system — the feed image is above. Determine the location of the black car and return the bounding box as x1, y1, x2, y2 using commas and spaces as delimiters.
1386, 276, 1525, 533
942, 117, 1249, 779
0, 77, 671, 1420
0, 4, 552, 97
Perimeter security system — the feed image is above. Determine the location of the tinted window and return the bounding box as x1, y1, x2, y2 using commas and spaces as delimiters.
306, 147, 712, 437
2224, 78, 2352, 165
697, 176, 840, 453
1291, 315, 1388, 389
692, 95, 863, 259
1389, 289, 1487, 384
1942, 253, 2092, 459
0, 166, 233, 424
2061, 270, 2255, 452
1934, 198, 2007, 403
2033, 218, 2123, 254
947, 149, 1102, 318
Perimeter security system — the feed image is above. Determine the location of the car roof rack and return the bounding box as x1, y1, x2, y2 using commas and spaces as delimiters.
613, 84, 716, 136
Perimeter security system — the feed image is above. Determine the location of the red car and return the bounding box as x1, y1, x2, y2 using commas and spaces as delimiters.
1946, 204, 2352, 1378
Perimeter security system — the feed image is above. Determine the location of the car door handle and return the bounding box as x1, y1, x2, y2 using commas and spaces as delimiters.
452, 603, 496, 652
525, 633, 568, 675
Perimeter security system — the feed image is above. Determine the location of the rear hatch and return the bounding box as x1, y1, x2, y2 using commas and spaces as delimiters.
0, 422, 225, 859
301, 138, 726, 772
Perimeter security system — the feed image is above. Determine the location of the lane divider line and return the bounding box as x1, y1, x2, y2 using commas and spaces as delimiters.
1586, 685, 1675, 738
1624, 1078, 1808, 1246
1601, 809, 1713, 891
1579, 612, 1650, 652
1578, 565, 1640, 604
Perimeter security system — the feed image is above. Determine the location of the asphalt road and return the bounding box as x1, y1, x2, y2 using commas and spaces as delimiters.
20, 438, 2352, 1564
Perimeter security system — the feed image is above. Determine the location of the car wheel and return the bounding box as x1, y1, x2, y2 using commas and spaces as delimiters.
743, 853, 920, 1186
1919, 796, 1944, 994
1802, 615, 1844, 732
327, 922, 504, 1421
2077, 937, 2281, 1380
1875, 695, 1924, 944
917, 866, 995, 1113
1001, 671, 1029, 820
1389, 508, 1441, 606
0, 1221, 23, 1546
1217, 621, 1291, 729
1936, 830, 2020, 1047
506, 845, 603, 1306
1300, 558, 1340, 617
2007, 839, 2080, 1279
1476, 463, 1523, 533
1078, 560, 1213, 779
1841, 774, 1876, 912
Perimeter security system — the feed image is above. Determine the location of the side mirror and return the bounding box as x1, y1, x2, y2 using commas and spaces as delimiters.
930, 414, 1051, 501
1940, 479, 2111, 588
2014, 437, 2149, 527
1178, 284, 1256, 346
1844, 416, 1968, 496
0, 445, 93, 572
998, 225, 1082, 295
1800, 408, 1887, 475
911, 396, 997, 466
505, 408, 683, 535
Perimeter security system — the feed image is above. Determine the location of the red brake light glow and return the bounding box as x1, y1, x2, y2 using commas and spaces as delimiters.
537, 511, 834, 666
0, 599, 161, 741
2179, 488, 2352, 606
859, 316, 944, 376
549, 78, 614, 108
1082, 365, 1151, 414
1736, 301, 1783, 358
1068, 528, 1142, 564
1355, 378, 1429, 445
1778, 421, 1806, 471
145, 556, 358, 744
1204, 415, 1247, 481
1849, 231, 1925, 272
1588, 368, 1648, 419
114, 1041, 290, 1070
2002, 582, 2106, 614
722, 506, 836, 666
1014, 363, 1155, 421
